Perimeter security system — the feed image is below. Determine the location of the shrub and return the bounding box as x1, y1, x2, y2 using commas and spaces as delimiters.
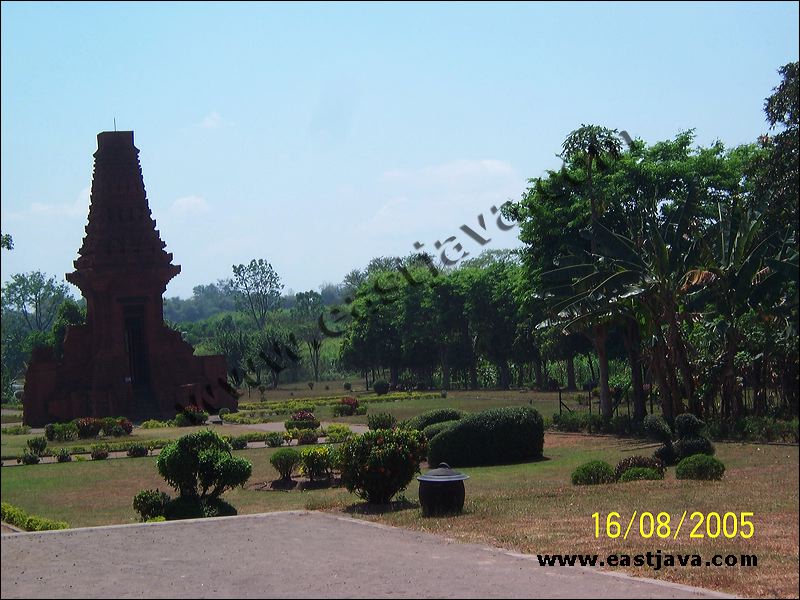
551, 412, 605, 433
18, 451, 40, 465
264, 432, 284, 448
619, 467, 664, 482
653, 442, 678, 466
228, 436, 249, 450
156, 430, 252, 502
675, 413, 705, 438
614, 455, 665, 480
332, 396, 360, 417
296, 429, 319, 445
674, 436, 715, 460
402, 408, 466, 432
133, 489, 172, 521
91, 444, 110, 460
608, 414, 634, 436
373, 380, 390, 395
285, 410, 320, 430
218, 407, 230, 421
676, 455, 726, 481
74, 417, 102, 439
642, 415, 672, 443
422, 420, 457, 441
338, 429, 427, 504
440, 390, 447, 398
271, 448, 301, 481
172, 413, 191, 427
299, 445, 334, 481
2, 425, 31, 435
344, 382, 352, 391
428, 406, 544, 467
141, 419, 170, 429
325, 424, 354, 443
56, 448, 72, 462
26, 436, 48, 456
1, 502, 69, 531
178, 405, 208, 426
571, 461, 615, 485
45, 422, 78, 442
368, 412, 396, 430
127, 444, 149, 458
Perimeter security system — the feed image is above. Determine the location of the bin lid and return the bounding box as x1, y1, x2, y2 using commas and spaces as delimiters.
416, 462, 470, 482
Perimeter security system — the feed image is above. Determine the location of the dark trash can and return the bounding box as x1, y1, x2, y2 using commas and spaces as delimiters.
417, 463, 469, 516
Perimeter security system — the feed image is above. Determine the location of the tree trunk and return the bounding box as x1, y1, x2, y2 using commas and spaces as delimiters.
441, 356, 451, 391
499, 361, 511, 390
533, 357, 543, 389
566, 354, 576, 390
623, 319, 646, 422
594, 324, 612, 420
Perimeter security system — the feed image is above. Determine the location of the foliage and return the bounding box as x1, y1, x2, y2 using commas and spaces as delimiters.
674, 436, 716, 460
367, 412, 397, 430
571, 460, 615, 485
156, 430, 252, 500
264, 432, 284, 447
295, 428, 319, 445
2, 424, 31, 435
284, 410, 320, 430
141, 419, 171, 429
177, 405, 208, 426
126, 444, 150, 458
91, 444, 110, 460
373, 380, 390, 395
132, 489, 171, 521
428, 406, 544, 467
551, 412, 605, 433
338, 429, 427, 504
325, 424, 354, 443
343, 382, 352, 391
270, 448, 301, 481
1, 502, 69, 531
26, 436, 47, 456
231, 258, 283, 329
653, 443, 678, 467
642, 415, 672, 444
45, 422, 78, 442
1, 271, 71, 332
56, 447, 72, 462
674, 413, 705, 438
402, 408, 466, 432
218, 407, 230, 421
619, 467, 663, 482
299, 445, 335, 481
332, 396, 360, 417
18, 451, 40, 465
614, 456, 665, 480
422, 420, 458, 441
675, 455, 726, 481
75, 417, 103, 439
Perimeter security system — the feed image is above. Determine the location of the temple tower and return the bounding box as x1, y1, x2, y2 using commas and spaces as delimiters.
23, 131, 237, 426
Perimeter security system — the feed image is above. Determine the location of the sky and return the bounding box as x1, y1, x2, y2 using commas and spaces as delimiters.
2, 1, 798, 299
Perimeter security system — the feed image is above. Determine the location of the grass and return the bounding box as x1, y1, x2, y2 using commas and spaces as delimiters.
1, 431, 796, 598
1, 413, 23, 424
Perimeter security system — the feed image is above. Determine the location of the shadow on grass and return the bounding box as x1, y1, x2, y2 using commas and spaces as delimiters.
343, 497, 420, 515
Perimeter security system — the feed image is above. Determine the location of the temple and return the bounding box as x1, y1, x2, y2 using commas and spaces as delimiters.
23, 131, 237, 426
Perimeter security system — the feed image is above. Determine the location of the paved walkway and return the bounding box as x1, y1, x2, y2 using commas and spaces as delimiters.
1, 511, 732, 599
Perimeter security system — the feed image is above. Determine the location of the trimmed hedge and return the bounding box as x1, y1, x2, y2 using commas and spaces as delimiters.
675, 413, 705, 438
619, 467, 663, 482
368, 412, 397, 430
614, 455, 665, 480
271, 448, 301, 481
674, 436, 715, 460
676, 455, 725, 481
571, 460, 615, 485
1, 502, 69, 531
428, 406, 544, 467
642, 415, 672, 443
422, 420, 458, 441
402, 409, 466, 432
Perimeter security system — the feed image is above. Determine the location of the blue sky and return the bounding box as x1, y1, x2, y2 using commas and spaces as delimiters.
2, 1, 798, 299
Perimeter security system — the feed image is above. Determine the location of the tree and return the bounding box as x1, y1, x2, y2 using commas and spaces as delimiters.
2, 271, 71, 332
1, 233, 12, 250
291, 291, 325, 381
230, 259, 283, 329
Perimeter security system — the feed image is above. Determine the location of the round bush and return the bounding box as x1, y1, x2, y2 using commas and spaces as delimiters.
296, 429, 319, 445
422, 420, 458, 441
74, 417, 102, 439
218, 408, 230, 421
619, 467, 663, 482
228, 436, 248, 450
642, 415, 672, 443
343, 382, 352, 391
676, 455, 725, 481
264, 432, 284, 448
675, 413, 705, 438
325, 424, 353, 443
126, 444, 149, 458
428, 406, 544, 467
653, 442, 678, 466
338, 429, 427, 504
402, 408, 466, 432
373, 380, 390, 395
133, 489, 171, 521
368, 412, 397, 430
674, 436, 715, 460
571, 460, 615, 485
614, 455, 665, 480
270, 448, 301, 481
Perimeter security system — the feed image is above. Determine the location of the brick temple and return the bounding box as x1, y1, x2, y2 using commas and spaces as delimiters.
23, 131, 237, 426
